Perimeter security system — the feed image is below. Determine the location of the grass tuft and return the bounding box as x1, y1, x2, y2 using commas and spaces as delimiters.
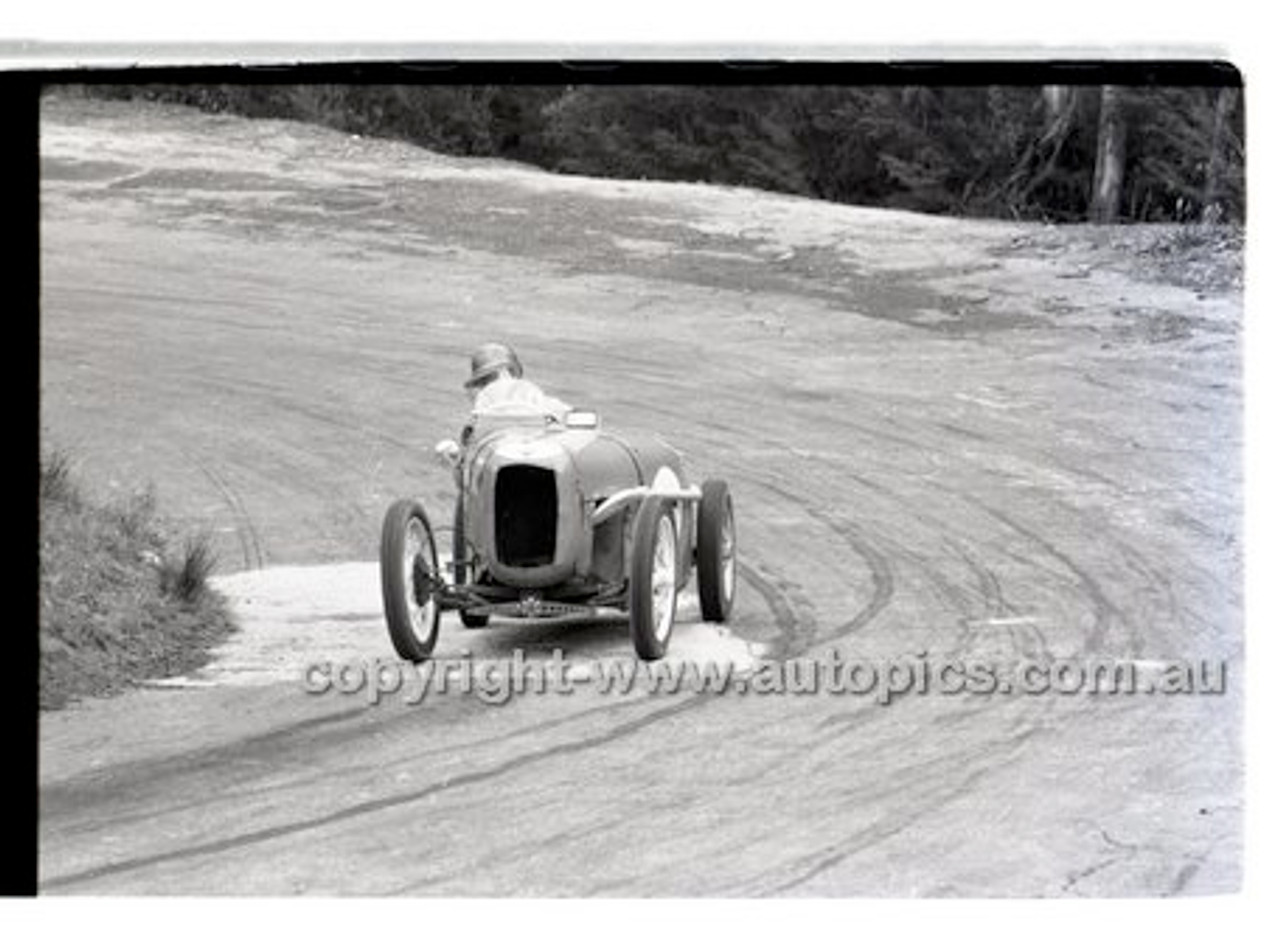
159, 533, 218, 604
40, 448, 78, 506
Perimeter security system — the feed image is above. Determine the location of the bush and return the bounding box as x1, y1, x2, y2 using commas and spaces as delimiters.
159, 533, 218, 604
39, 448, 236, 709
40, 448, 77, 505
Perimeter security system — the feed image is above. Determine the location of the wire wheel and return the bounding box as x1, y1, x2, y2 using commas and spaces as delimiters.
630, 497, 679, 660
381, 499, 442, 661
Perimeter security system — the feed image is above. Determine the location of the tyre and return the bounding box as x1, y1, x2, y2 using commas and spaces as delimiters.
452, 497, 488, 629
696, 479, 736, 622
629, 497, 679, 660
381, 499, 442, 661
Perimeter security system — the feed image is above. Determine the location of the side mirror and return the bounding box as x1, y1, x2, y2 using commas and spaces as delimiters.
564, 410, 600, 430
434, 439, 461, 468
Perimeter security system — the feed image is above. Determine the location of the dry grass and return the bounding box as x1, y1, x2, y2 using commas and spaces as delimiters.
39, 447, 236, 709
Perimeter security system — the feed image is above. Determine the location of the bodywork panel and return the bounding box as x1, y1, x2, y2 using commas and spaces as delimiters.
461, 423, 688, 592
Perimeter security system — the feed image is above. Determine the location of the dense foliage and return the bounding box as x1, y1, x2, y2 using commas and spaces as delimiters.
78, 83, 1245, 223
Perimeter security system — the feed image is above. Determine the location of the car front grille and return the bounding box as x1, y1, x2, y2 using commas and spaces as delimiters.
494, 465, 558, 567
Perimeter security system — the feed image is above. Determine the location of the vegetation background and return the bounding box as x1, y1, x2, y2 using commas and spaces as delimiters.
80, 82, 1245, 225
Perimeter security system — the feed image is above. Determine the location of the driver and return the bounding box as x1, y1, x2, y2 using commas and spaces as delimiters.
437, 343, 574, 473
464, 342, 570, 423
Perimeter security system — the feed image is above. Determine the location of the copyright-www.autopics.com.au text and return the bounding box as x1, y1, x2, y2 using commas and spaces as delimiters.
300, 649, 1230, 707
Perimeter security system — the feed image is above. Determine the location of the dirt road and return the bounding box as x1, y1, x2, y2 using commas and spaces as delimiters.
38, 95, 1242, 895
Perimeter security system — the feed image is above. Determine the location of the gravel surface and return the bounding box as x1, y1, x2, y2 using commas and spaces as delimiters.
39, 94, 1242, 897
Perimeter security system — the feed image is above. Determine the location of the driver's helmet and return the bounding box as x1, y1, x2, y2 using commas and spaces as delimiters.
465, 342, 523, 390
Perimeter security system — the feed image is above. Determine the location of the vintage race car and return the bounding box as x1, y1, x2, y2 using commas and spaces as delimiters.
379, 408, 735, 661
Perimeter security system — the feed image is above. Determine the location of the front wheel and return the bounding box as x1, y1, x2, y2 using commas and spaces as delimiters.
630, 497, 679, 660
381, 499, 442, 661
696, 479, 735, 622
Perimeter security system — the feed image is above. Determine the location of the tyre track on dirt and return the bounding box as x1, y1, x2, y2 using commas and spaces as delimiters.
41, 99, 1241, 895
689, 438, 1080, 896
966, 496, 1143, 658
45, 279, 1127, 896
714, 385, 1150, 666
752, 721, 1045, 895
574, 345, 1067, 665
41, 683, 729, 890
41, 546, 799, 832
43, 693, 651, 835
41, 556, 812, 891
193, 459, 265, 570
385, 813, 638, 895
569, 692, 1055, 895
603, 361, 1062, 720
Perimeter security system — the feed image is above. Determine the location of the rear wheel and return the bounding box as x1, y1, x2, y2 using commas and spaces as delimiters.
453, 498, 488, 629
381, 499, 442, 661
696, 479, 736, 622
630, 497, 679, 660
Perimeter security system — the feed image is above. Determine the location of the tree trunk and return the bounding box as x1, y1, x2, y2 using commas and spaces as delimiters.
1202, 86, 1238, 223
1089, 85, 1127, 223
1043, 86, 1072, 122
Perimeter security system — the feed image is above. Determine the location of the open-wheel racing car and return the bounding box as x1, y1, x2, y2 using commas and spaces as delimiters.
379, 408, 736, 661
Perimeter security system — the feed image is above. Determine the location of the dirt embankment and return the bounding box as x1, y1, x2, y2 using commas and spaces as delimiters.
40, 450, 236, 709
